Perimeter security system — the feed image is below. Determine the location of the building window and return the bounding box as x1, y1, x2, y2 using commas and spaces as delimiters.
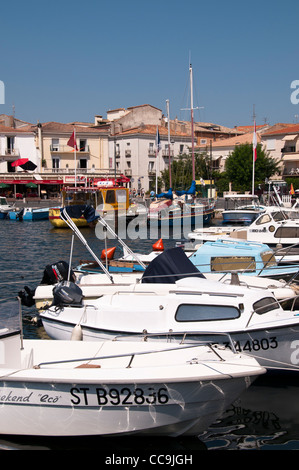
79, 139, 87, 152
79, 158, 87, 169
51, 139, 59, 151
52, 157, 60, 169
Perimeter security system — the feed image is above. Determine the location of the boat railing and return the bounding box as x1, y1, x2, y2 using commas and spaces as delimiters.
35, 331, 238, 370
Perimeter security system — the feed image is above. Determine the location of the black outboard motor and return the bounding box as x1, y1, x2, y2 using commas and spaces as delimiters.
52, 281, 83, 308
40, 261, 76, 285
16, 208, 24, 221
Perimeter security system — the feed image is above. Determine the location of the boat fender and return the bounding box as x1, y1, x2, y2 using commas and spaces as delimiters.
152, 239, 164, 251
101, 247, 116, 260
71, 324, 83, 341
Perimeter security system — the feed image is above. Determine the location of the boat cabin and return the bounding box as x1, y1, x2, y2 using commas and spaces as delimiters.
62, 186, 130, 215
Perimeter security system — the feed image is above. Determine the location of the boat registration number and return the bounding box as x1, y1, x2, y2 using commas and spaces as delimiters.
70, 386, 170, 406
224, 337, 278, 352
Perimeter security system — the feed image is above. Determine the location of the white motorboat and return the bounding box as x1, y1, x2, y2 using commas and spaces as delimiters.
188, 206, 299, 246
37, 248, 299, 372
0, 308, 264, 437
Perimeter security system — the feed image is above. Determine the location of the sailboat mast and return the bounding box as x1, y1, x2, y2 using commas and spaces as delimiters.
166, 99, 172, 188
190, 64, 195, 181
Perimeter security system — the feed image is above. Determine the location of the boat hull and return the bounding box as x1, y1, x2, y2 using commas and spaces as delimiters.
0, 375, 254, 436
0, 335, 263, 437
9, 208, 49, 221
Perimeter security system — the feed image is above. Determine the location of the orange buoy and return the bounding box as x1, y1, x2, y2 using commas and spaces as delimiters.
152, 239, 164, 251
101, 246, 116, 260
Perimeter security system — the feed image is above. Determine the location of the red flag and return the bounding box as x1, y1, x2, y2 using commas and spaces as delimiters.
252, 121, 257, 161
67, 130, 78, 150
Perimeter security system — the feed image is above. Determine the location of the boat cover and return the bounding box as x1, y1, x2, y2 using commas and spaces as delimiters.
155, 188, 173, 200
141, 247, 205, 283
60, 205, 99, 223
176, 180, 196, 196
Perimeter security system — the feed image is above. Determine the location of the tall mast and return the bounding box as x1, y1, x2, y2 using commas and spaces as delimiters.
166, 99, 172, 188
190, 63, 195, 181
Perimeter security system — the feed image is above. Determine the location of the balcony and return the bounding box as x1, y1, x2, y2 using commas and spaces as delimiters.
162, 149, 174, 157
50, 145, 90, 153
0, 148, 20, 158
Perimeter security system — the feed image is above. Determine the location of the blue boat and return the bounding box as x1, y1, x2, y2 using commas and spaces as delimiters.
9, 207, 49, 221
188, 238, 299, 281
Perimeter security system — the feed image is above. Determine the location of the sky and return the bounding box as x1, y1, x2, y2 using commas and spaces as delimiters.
1, 0, 299, 129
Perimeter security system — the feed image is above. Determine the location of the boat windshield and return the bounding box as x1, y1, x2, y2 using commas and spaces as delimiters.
271, 211, 289, 221
261, 251, 277, 267
253, 297, 280, 314
0, 197, 7, 205
65, 191, 103, 207
210, 256, 256, 272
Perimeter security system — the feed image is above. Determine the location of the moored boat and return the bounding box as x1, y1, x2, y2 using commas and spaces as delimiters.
0, 308, 264, 437
9, 207, 50, 221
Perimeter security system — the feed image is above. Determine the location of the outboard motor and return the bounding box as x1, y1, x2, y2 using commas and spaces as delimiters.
16, 208, 24, 221
40, 261, 76, 285
52, 281, 83, 308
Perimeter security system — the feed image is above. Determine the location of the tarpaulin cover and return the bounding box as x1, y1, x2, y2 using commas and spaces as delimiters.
60, 205, 100, 224
176, 180, 196, 196
141, 247, 205, 284
156, 188, 173, 200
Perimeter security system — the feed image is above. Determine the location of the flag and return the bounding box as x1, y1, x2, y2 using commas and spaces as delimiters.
67, 130, 78, 150
155, 127, 161, 154
252, 121, 257, 161
290, 183, 295, 195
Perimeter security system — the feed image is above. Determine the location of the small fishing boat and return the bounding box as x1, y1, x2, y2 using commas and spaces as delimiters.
49, 181, 141, 228
0, 306, 264, 437
9, 207, 50, 221
148, 184, 215, 227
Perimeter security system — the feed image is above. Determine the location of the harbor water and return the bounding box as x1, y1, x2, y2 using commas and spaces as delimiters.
0, 217, 299, 451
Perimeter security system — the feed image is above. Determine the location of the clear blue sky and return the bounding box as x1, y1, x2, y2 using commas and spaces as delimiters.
1, 0, 299, 129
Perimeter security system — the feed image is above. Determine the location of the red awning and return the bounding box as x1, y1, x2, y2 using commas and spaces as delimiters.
0, 179, 63, 185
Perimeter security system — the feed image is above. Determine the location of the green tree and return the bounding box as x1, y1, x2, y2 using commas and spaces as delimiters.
160, 152, 210, 191
224, 143, 280, 192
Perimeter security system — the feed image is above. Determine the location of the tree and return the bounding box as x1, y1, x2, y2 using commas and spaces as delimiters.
224, 143, 280, 192
160, 152, 210, 191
